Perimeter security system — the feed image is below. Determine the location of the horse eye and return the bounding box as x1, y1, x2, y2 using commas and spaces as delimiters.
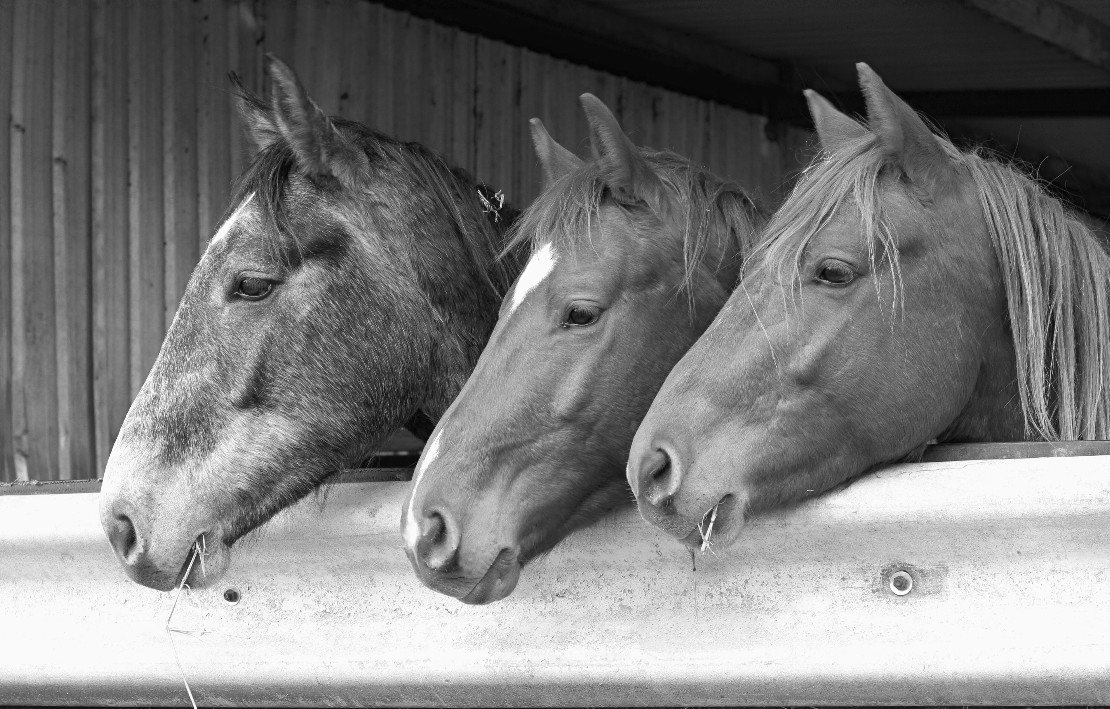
563, 305, 600, 328
815, 260, 856, 286
236, 276, 273, 300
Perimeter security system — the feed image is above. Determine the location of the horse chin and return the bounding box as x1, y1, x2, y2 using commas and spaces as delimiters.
459, 549, 522, 605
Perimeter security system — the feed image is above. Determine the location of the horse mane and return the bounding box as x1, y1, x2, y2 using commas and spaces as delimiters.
966, 156, 1110, 440
223, 120, 522, 298
503, 149, 765, 295
760, 133, 1110, 441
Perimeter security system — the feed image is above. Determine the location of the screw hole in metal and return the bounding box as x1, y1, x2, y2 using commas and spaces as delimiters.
222, 587, 241, 605
889, 570, 913, 596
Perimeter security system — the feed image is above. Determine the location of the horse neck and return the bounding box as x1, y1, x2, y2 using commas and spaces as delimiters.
700, 189, 766, 295
939, 319, 1027, 443
724, 210, 765, 292
420, 198, 525, 420
490, 204, 527, 286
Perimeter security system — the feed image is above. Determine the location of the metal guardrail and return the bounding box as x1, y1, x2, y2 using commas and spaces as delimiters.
2, 454, 1110, 705
5, 441, 1108, 495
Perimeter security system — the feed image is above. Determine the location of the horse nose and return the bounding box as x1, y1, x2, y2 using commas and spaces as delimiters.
105, 512, 143, 566
638, 446, 684, 511
416, 507, 461, 572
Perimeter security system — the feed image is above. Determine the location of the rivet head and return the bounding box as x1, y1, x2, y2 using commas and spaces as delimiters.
889, 570, 913, 596
223, 587, 242, 605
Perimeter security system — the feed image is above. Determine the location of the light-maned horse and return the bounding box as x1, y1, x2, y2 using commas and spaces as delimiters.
99, 56, 523, 591
403, 95, 764, 603
628, 63, 1110, 550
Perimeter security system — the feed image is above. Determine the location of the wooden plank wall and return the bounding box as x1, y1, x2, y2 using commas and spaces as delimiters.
1, 0, 814, 482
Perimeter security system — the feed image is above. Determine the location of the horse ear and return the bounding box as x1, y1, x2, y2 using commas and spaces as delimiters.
804, 89, 869, 153
857, 63, 952, 193
530, 118, 583, 189
579, 93, 658, 200
265, 54, 369, 189
230, 72, 282, 154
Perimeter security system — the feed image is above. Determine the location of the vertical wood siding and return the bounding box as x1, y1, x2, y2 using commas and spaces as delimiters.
1, 0, 813, 482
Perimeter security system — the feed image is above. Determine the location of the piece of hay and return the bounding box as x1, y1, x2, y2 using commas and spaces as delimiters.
165, 542, 202, 709
699, 503, 720, 554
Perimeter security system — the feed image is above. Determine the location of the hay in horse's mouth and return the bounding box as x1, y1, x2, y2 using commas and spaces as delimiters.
697, 495, 735, 553
699, 503, 720, 552
166, 541, 204, 709
172, 534, 212, 588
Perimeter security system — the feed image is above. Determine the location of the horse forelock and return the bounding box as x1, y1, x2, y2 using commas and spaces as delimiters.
764, 130, 1110, 441
228, 120, 522, 297
504, 149, 763, 296
754, 134, 906, 310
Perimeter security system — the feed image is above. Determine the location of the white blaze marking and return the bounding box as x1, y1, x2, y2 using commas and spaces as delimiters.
207, 193, 256, 247
508, 242, 557, 315
404, 431, 443, 550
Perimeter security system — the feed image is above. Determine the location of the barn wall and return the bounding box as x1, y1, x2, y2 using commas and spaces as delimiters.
0, 0, 814, 482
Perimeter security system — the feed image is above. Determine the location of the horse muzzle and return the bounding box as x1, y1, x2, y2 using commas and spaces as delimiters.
100, 491, 232, 591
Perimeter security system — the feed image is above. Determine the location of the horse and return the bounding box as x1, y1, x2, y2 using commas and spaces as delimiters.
402, 95, 765, 603
627, 63, 1110, 551
98, 55, 523, 591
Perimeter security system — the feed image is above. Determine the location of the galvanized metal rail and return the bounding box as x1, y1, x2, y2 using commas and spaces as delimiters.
2, 454, 1110, 705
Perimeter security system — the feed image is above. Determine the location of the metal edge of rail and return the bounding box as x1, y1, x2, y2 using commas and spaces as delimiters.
4, 440, 1110, 495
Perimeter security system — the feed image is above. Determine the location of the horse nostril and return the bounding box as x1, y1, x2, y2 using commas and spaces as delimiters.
418, 508, 460, 572
648, 450, 671, 483
107, 514, 141, 565
425, 511, 445, 544
642, 447, 682, 510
